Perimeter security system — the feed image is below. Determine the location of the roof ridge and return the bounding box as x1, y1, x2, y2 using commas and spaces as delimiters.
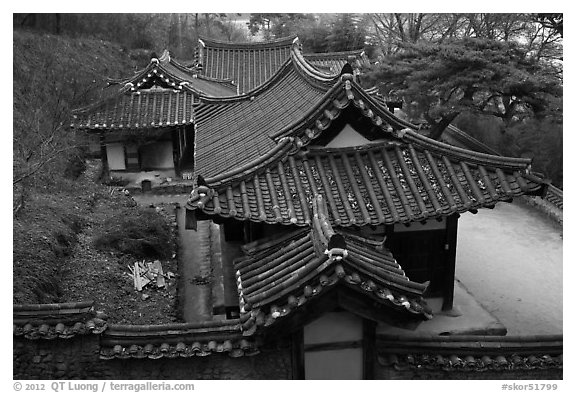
304, 49, 364, 58
106, 319, 242, 332
198, 34, 297, 49
196, 74, 236, 85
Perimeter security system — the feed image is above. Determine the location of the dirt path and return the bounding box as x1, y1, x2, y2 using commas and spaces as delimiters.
455, 202, 562, 335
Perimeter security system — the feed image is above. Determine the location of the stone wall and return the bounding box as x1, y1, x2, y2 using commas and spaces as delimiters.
14, 336, 103, 379
14, 337, 293, 380
14, 335, 562, 380
374, 366, 563, 380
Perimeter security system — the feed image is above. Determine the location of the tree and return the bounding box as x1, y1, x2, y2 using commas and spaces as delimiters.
369, 13, 467, 56
365, 38, 562, 139
326, 13, 367, 52
533, 13, 563, 38
247, 13, 316, 40
246, 13, 369, 53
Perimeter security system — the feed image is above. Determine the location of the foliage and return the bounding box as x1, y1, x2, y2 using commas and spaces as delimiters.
532, 13, 562, 38
14, 13, 250, 60
365, 38, 562, 139
13, 30, 138, 214
453, 113, 562, 187
368, 13, 562, 66
93, 207, 174, 260
247, 13, 367, 53
502, 119, 563, 187
326, 14, 368, 52
247, 14, 313, 39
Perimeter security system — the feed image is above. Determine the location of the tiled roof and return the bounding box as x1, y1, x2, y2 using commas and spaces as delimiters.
197, 35, 297, 94
71, 50, 237, 131
377, 334, 563, 372
13, 301, 107, 339
304, 49, 368, 74
71, 89, 196, 131
109, 50, 238, 97
100, 320, 259, 359
236, 195, 431, 336
193, 42, 339, 178
188, 76, 545, 226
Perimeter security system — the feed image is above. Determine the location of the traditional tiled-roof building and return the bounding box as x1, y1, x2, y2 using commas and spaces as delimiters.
58, 36, 557, 380
71, 49, 239, 187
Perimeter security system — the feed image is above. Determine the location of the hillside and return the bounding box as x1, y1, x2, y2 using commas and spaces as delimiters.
13, 29, 180, 324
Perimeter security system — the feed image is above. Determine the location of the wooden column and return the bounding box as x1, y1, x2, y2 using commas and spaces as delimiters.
442, 214, 459, 311
172, 128, 180, 176
362, 319, 376, 380
99, 134, 109, 177
291, 329, 305, 380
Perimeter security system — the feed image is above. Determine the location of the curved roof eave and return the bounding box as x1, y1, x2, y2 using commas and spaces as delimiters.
267, 75, 533, 170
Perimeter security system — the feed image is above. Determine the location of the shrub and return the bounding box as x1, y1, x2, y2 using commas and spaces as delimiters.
93, 208, 173, 259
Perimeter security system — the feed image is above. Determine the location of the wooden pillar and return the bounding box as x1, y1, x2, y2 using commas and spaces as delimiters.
99, 134, 109, 177
362, 319, 376, 380
172, 128, 180, 176
291, 329, 305, 380
442, 214, 459, 311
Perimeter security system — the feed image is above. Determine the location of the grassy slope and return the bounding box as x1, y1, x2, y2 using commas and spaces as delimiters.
13, 30, 180, 323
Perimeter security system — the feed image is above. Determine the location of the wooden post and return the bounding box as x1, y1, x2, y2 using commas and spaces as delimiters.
291, 329, 305, 380
362, 319, 376, 380
172, 128, 180, 176
442, 214, 459, 311
99, 134, 109, 178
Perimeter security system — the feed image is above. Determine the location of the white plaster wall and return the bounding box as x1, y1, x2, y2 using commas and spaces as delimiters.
304, 348, 363, 379
325, 124, 371, 148
304, 312, 363, 344
303, 312, 364, 380
106, 143, 126, 170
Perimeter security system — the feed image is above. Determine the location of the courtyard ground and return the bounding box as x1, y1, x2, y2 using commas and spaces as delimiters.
455, 200, 563, 335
